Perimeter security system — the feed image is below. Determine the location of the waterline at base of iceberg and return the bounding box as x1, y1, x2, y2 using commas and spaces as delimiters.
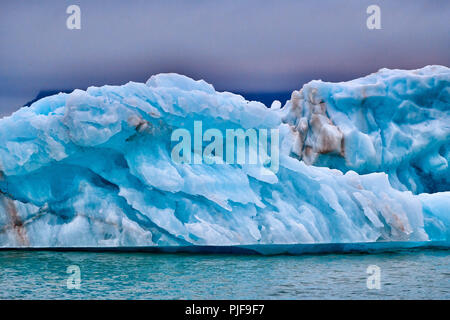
1, 240, 449, 255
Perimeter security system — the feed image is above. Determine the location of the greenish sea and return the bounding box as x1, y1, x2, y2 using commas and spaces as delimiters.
0, 249, 448, 299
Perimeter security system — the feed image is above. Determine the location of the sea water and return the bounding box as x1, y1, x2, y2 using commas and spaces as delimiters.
0, 249, 448, 299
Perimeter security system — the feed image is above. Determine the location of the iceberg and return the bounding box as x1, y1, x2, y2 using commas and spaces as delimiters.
0, 66, 449, 250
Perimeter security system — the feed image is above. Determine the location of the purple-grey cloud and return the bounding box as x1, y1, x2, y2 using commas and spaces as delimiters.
0, 0, 449, 116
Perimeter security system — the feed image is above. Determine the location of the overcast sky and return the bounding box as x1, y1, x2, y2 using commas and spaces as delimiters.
0, 0, 449, 116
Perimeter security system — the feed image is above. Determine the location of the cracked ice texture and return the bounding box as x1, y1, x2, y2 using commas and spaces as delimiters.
282, 65, 450, 194
0, 66, 449, 247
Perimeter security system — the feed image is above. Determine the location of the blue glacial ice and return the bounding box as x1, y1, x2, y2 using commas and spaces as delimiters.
0, 65, 449, 249
281, 65, 450, 194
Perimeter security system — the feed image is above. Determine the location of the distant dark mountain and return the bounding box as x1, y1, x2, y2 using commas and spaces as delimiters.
23, 89, 74, 107
236, 91, 292, 107
23, 89, 291, 109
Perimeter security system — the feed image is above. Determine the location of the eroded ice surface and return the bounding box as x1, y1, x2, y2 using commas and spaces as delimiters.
0, 66, 449, 248
282, 65, 450, 194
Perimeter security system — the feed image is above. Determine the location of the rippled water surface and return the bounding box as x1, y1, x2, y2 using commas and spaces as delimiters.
0, 249, 448, 299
